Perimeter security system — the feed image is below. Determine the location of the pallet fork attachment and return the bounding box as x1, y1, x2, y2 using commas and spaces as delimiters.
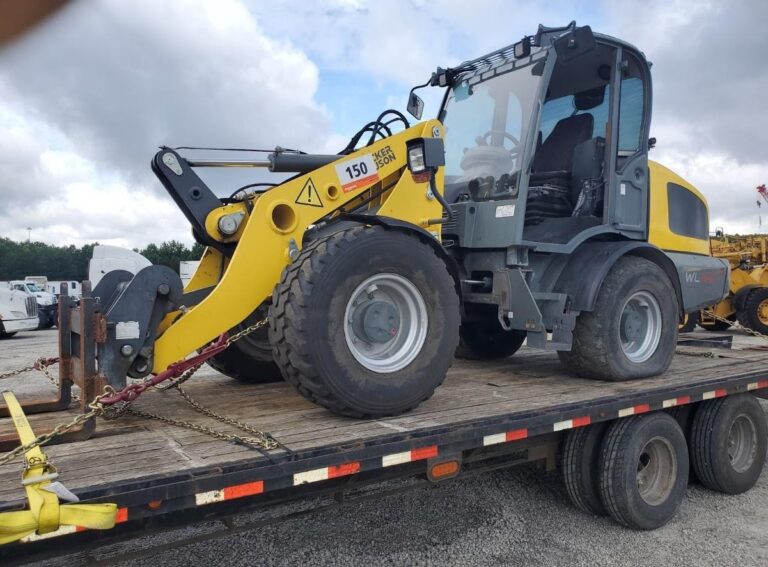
0, 283, 106, 450
0, 391, 117, 545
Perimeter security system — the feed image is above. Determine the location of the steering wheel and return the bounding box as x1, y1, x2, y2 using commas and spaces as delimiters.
478, 130, 520, 155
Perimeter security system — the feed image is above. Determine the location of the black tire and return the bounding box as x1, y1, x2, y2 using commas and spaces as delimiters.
558, 256, 678, 381
738, 287, 768, 334
206, 307, 283, 383
690, 394, 767, 494
456, 321, 526, 360
269, 227, 460, 418
679, 311, 700, 333
599, 412, 689, 530
37, 311, 49, 330
562, 422, 610, 516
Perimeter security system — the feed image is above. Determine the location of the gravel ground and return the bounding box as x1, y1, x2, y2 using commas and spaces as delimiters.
3, 329, 767, 566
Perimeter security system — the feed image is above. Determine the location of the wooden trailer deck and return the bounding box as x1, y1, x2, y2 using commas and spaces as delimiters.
2, 331, 768, 515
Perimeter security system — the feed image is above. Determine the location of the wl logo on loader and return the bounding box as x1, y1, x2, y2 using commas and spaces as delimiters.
295, 178, 323, 208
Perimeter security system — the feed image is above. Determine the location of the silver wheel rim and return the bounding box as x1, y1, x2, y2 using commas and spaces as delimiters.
620, 291, 663, 363
343, 273, 428, 373
728, 414, 757, 473
636, 436, 677, 506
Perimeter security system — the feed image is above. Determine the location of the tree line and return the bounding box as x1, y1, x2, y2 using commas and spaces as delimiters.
0, 237, 204, 280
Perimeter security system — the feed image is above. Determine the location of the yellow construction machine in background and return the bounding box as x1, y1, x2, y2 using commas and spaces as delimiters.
691, 233, 768, 333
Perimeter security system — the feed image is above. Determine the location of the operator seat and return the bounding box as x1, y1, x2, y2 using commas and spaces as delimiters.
526, 113, 594, 223
530, 113, 594, 182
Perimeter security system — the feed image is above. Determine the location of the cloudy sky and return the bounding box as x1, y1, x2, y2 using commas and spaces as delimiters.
0, 0, 766, 248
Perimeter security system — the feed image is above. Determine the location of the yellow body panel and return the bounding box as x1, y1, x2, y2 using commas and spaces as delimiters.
152, 121, 444, 371
647, 160, 710, 255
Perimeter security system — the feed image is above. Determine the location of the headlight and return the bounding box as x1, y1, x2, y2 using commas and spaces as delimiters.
406, 138, 445, 183
407, 145, 426, 174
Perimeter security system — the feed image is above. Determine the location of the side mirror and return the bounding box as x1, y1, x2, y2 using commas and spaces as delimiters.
553, 25, 595, 63
407, 92, 424, 120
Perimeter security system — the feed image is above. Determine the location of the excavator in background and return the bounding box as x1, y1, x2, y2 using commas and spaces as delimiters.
9, 23, 730, 420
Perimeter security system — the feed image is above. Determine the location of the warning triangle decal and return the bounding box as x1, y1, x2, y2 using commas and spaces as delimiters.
295, 178, 323, 207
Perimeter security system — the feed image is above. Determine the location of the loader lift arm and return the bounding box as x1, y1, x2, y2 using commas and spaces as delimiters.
149, 120, 447, 374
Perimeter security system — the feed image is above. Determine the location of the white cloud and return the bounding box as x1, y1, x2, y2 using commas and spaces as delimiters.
0, 0, 334, 246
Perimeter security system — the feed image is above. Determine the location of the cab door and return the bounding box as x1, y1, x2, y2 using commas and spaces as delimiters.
607, 49, 652, 238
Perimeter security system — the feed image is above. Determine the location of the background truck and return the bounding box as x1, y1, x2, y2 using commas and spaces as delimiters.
0, 286, 37, 338
7, 280, 56, 329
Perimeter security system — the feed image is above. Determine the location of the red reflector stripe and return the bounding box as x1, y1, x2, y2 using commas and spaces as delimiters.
676, 395, 691, 405
634, 403, 651, 414
328, 462, 361, 478
572, 416, 592, 428
411, 445, 438, 461
714, 389, 727, 398
506, 429, 528, 441
759, 380, 768, 388
223, 481, 264, 500
115, 507, 129, 523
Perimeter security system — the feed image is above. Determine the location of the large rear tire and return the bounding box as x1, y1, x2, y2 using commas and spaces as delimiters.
269, 227, 460, 418
599, 412, 689, 530
562, 422, 610, 516
558, 256, 678, 381
206, 307, 283, 383
456, 321, 526, 360
690, 394, 767, 494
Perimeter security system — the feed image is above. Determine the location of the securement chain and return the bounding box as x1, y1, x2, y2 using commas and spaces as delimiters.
0, 318, 276, 465
703, 310, 768, 341
0, 388, 113, 466
676, 308, 768, 358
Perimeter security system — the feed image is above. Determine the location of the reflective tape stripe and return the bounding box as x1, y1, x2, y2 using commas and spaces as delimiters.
195, 481, 264, 506
21, 525, 78, 542
703, 389, 727, 400
618, 403, 651, 417
747, 380, 768, 390
553, 416, 591, 431
294, 462, 360, 485
383, 446, 438, 466
482, 429, 528, 447
662, 395, 691, 408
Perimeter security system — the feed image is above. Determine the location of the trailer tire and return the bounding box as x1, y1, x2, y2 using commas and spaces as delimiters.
206, 306, 283, 383
599, 412, 688, 530
738, 288, 768, 335
269, 226, 460, 418
690, 394, 767, 494
562, 422, 609, 516
456, 322, 526, 360
559, 256, 678, 381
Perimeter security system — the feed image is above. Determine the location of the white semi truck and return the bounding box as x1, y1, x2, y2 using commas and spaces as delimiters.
7, 280, 57, 329
0, 286, 38, 337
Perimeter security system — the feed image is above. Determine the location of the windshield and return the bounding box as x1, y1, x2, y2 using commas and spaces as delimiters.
441, 57, 545, 201
26, 283, 42, 292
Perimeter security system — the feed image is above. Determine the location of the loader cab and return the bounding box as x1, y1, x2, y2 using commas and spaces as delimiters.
439, 27, 652, 253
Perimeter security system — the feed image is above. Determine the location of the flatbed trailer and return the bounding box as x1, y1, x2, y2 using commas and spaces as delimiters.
1, 334, 767, 562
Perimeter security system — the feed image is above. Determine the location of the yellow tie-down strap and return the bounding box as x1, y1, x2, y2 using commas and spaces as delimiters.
0, 391, 118, 546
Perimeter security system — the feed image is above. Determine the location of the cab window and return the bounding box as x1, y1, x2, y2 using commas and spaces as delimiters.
617, 54, 646, 157
668, 183, 708, 239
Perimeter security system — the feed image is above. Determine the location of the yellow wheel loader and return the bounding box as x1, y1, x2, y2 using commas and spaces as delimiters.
68, 23, 728, 417
698, 234, 768, 333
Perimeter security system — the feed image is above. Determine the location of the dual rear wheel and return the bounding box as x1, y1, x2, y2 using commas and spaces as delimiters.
562, 395, 767, 529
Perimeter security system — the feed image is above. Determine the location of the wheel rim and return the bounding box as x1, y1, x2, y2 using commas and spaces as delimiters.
344, 273, 428, 373
636, 436, 677, 506
620, 291, 663, 364
758, 299, 768, 326
727, 414, 758, 473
